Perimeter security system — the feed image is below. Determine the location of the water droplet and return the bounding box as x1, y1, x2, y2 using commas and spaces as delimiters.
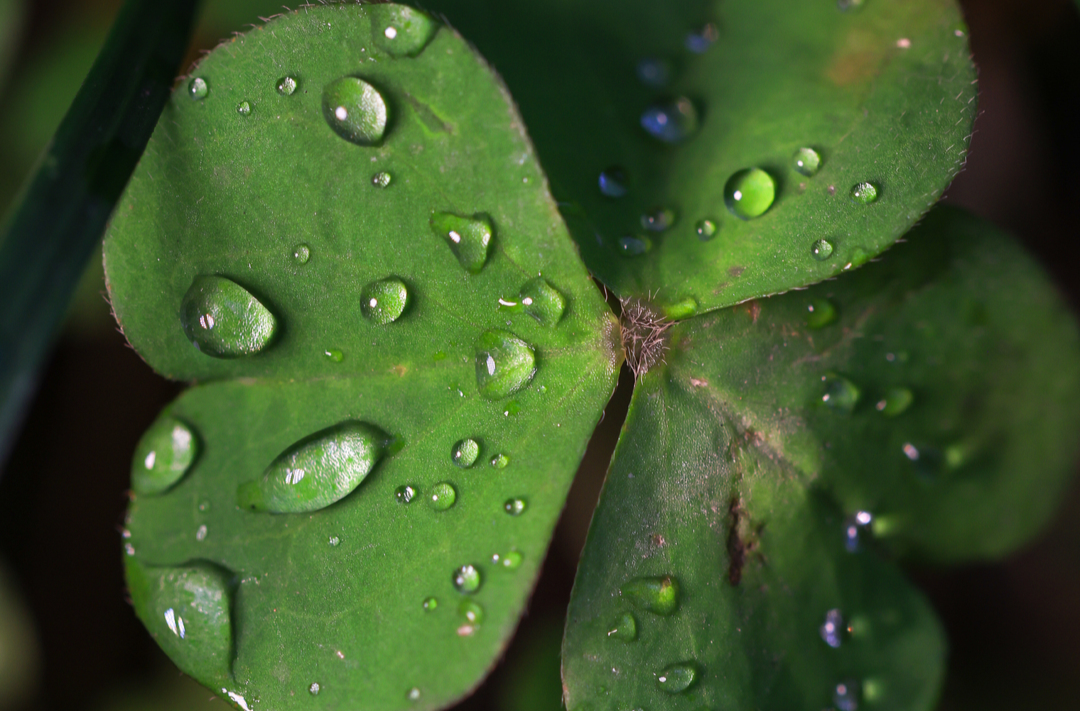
837, 0, 865, 12
618, 236, 651, 256
902, 443, 943, 480
663, 297, 698, 320
395, 484, 418, 504
361, 277, 409, 325
502, 401, 521, 417
497, 550, 523, 569
695, 219, 718, 240
452, 439, 480, 468
431, 212, 493, 273
309, 682, 320, 696
504, 498, 527, 516
236, 101, 251, 116
188, 77, 208, 100
370, 4, 437, 57
792, 147, 822, 176
329, 536, 340, 546
370, 170, 393, 188
452, 564, 481, 594
490, 453, 510, 469
806, 298, 838, 329
131, 416, 198, 495
236, 421, 391, 513
422, 597, 438, 611
180, 276, 277, 358
276, 76, 298, 95
875, 387, 913, 416
292, 243, 310, 264
641, 207, 677, 232
844, 511, 873, 552
834, 680, 860, 711
459, 600, 484, 624
850, 182, 879, 204
811, 239, 835, 261
195, 525, 208, 541
322, 77, 389, 146
724, 168, 776, 220
607, 612, 637, 642
820, 608, 845, 648
127, 560, 235, 685
620, 576, 679, 616
821, 373, 860, 413
428, 482, 457, 511
406, 687, 422, 702
656, 662, 698, 694
475, 329, 536, 399
685, 23, 718, 53
518, 277, 566, 326
598, 168, 628, 198
641, 97, 699, 143
324, 349, 344, 363
636, 58, 671, 88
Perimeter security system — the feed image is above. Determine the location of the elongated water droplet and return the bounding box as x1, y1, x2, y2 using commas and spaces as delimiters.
361, 277, 409, 325
324, 349, 344, 363
518, 277, 566, 327
475, 329, 536, 399
850, 182, 878, 204
636, 58, 671, 88
431, 212, 493, 273
459, 600, 484, 624
821, 373, 860, 413
618, 236, 651, 256
792, 147, 822, 176
657, 662, 698, 693
820, 608, 846, 648
452, 564, 481, 594
876, 387, 913, 416
396, 484, 418, 504
372, 171, 392, 188
422, 597, 438, 611
490, 453, 510, 469
236, 421, 392, 513
844, 511, 873, 552
292, 243, 310, 264
504, 498, 527, 516
236, 101, 251, 116
835, 680, 860, 711
428, 482, 457, 511
607, 612, 637, 642
806, 298, 837, 329
811, 239, 835, 261
370, 4, 437, 57
695, 219, 718, 240
724, 168, 776, 220
132, 416, 197, 495
276, 76, 297, 95
180, 276, 277, 358
598, 168, 628, 198
188, 77, 208, 100
641, 97, 699, 143
641, 207, 677, 232
322, 77, 388, 145
620, 576, 679, 616
126, 560, 235, 686
685, 23, 718, 53
452, 439, 480, 468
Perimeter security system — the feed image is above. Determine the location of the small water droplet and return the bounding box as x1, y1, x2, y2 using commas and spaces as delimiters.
236, 101, 251, 115
834, 680, 860, 711
641, 97, 699, 143
497, 550, 522, 569
322, 76, 389, 145
361, 277, 409, 325
657, 662, 698, 694
805, 298, 838, 329
792, 147, 822, 176
821, 373, 860, 413
428, 482, 457, 511
236, 421, 391, 513
618, 236, 651, 256
406, 687, 422, 702
902, 442, 943, 480
504, 498, 527, 516
490, 453, 510, 469
195, 525, 207, 541
620, 576, 679, 616
309, 682, 321, 696
607, 612, 637, 642
695, 219, 718, 240
452, 439, 480, 468
180, 276, 277, 358
811, 239, 835, 261
431, 212, 493, 273
820, 608, 845, 648
131, 416, 198, 495
844, 511, 873, 552
475, 329, 536, 399
641, 207, 677, 232
850, 182, 879, 204
396, 484, 418, 504
517, 277, 566, 326
685, 23, 718, 53
329, 536, 340, 546
422, 597, 438, 611
292, 243, 311, 264
459, 600, 484, 624
724, 168, 776, 220
324, 349, 344, 363
875, 387, 913, 416
598, 167, 628, 198
837, 0, 865, 12
452, 564, 481, 594
636, 58, 671, 87
370, 4, 437, 57
188, 77, 208, 100
372, 171, 392, 188
276, 76, 298, 95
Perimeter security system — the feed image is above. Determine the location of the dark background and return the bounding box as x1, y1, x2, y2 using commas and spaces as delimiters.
0, 0, 1077, 708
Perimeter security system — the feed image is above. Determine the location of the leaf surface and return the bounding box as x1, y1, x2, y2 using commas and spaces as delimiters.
104, 5, 619, 710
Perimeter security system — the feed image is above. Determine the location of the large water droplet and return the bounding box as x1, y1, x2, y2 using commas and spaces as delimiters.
452, 439, 480, 468
724, 168, 776, 220
188, 77, 208, 100
850, 182, 879, 204
811, 239, 835, 261
695, 219, 718, 240
792, 147, 822, 176
598, 168, 628, 198
370, 4, 437, 57
641, 97, 699, 143
636, 58, 671, 88
276, 76, 298, 95
806, 298, 838, 329
607, 612, 637, 642
657, 662, 698, 694
475, 329, 536, 399
395, 484, 418, 504
452, 564, 481, 594
620, 576, 679, 616
685, 23, 718, 53
876, 387, 913, 416
834, 680, 860, 711
518, 277, 566, 327
236, 421, 392, 513
361, 277, 409, 325
431, 212, 493, 273
322, 77, 389, 146
428, 482, 457, 511
132, 416, 197, 495
503, 498, 527, 516
821, 373, 860, 413
618, 236, 651, 256
641, 207, 677, 232
820, 608, 845, 648
180, 276, 277, 358
126, 560, 235, 686
844, 511, 873, 552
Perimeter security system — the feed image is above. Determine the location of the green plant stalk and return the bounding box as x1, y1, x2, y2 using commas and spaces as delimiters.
0, 0, 202, 462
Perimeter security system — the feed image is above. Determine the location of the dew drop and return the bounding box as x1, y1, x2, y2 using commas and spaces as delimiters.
292, 243, 311, 264
598, 167, 628, 198
236, 101, 251, 116
372, 171, 392, 188
620, 576, 679, 616
131, 415, 198, 495
656, 662, 698, 694
820, 608, 845, 648
618, 236, 651, 256
370, 4, 437, 57
431, 212, 493, 273
276, 76, 298, 95
329, 536, 340, 546
422, 597, 438, 611
641, 97, 699, 143
396, 484, 418, 504
504, 498, 527, 516
875, 387, 913, 417
821, 373, 860, 413
452, 564, 481, 594
518, 277, 566, 326
452, 439, 480, 468
636, 58, 671, 88
361, 277, 409, 325
323, 349, 344, 363
309, 682, 321, 696
322, 76, 389, 146
792, 147, 822, 176
844, 511, 873, 552
406, 687, 422, 702
724, 168, 776, 220
475, 329, 536, 399
195, 525, 207, 541
236, 421, 392, 513
685, 23, 718, 53
695, 219, 718, 240
459, 600, 484, 624
180, 276, 277, 358
834, 680, 860, 711
428, 482, 457, 511
188, 77, 208, 100
811, 239, 835, 261
607, 612, 638, 642
490, 453, 510, 469
805, 298, 838, 329
641, 207, 677, 232
850, 182, 879, 204
498, 550, 523, 569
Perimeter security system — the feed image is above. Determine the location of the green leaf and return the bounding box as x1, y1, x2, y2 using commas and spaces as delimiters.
0, 0, 21, 94
104, 5, 619, 710
422, 0, 976, 316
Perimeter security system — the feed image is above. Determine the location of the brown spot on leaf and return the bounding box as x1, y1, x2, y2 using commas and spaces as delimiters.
392, 364, 407, 376
727, 497, 748, 586
728, 266, 745, 278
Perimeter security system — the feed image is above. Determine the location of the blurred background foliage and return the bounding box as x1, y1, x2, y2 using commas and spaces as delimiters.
0, 0, 1077, 709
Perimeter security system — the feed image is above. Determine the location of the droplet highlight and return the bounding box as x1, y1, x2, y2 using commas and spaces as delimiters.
361, 277, 409, 325
422, 597, 438, 611
518, 277, 566, 327
459, 600, 484, 625
370, 4, 437, 57
620, 576, 679, 616
132, 416, 197, 495
811, 239, 835, 261
834, 680, 860, 711
452, 564, 481, 594
844, 511, 873, 552
428, 482, 457, 511
806, 298, 838, 329
322, 77, 389, 146
292, 243, 311, 264
598, 168, 628, 198
724, 168, 776, 220
792, 147, 822, 176
188, 77, 208, 100
607, 612, 637, 642
490, 453, 510, 469
641, 97, 699, 143
395, 484, 418, 504
494, 550, 522, 569
821, 373, 860, 413
452, 439, 480, 468
236, 101, 251, 116
503, 498, 527, 516
618, 236, 651, 256
850, 182, 879, 204
180, 276, 277, 358
876, 387, 914, 417
372, 171, 392, 188
821, 608, 846, 648
276, 76, 297, 95
695, 219, 718, 240
309, 682, 321, 696
475, 329, 536, 399
657, 662, 698, 694
641, 207, 677, 232
431, 212, 493, 273
323, 349, 344, 363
